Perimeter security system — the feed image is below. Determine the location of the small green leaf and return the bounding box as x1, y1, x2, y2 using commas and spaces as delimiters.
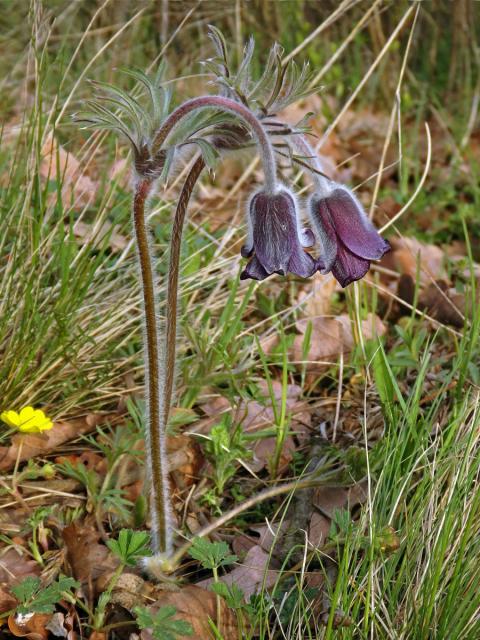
211, 582, 245, 609
134, 605, 193, 640
107, 529, 151, 566
11, 576, 40, 605
12, 575, 79, 615
189, 537, 237, 570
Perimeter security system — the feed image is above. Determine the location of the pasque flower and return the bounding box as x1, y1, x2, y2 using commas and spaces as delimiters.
308, 184, 390, 287
0, 406, 53, 433
240, 189, 316, 281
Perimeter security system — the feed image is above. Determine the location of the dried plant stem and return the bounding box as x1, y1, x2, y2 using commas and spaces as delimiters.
163, 156, 205, 426
133, 177, 171, 556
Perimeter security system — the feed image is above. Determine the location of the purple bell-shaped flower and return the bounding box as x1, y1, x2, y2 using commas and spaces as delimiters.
240, 189, 316, 281
308, 185, 390, 287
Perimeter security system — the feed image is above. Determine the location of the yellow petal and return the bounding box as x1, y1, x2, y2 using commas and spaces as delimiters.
19, 406, 35, 423
35, 414, 53, 431
0, 410, 21, 427
18, 422, 38, 433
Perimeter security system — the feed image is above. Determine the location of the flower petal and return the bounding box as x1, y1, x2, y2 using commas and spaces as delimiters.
308, 195, 338, 273
287, 247, 317, 279
250, 191, 297, 274
240, 255, 271, 281
19, 406, 35, 422
326, 188, 390, 260
332, 242, 370, 288
240, 244, 254, 258
1, 410, 20, 427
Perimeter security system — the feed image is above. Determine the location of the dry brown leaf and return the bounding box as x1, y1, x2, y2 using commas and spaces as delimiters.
62, 521, 117, 585
292, 313, 386, 378
313, 482, 368, 518
198, 545, 280, 601
200, 382, 310, 471
382, 236, 446, 285
297, 273, 338, 318
109, 573, 146, 610
166, 433, 203, 485
396, 275, 466, 327
0, 413, 120, 472
45, 612, 75, 640
337, 108, 395, 182
418, 280, 465, 327
308, 512, 331, 547
72, 221, 128, 254
41, 133, 97, 210
0, 547, 41, 586
0, 586, 17, 614
141, 585, 237, 640
8, 613, 51, 640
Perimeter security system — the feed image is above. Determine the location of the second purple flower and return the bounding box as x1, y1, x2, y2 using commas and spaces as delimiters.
308, 185, 390, 288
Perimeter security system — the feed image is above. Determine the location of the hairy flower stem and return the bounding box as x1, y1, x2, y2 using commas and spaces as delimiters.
151, 95, 278, 193
291, 134, 331, 194
163, 156, 205, 426
137, 97, 279, 570
133, 177, 171, 556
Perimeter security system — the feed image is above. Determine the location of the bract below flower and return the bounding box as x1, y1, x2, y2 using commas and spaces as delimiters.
240, 189, 316, 281
309, 185, 390, 287
0, 406, 53, 433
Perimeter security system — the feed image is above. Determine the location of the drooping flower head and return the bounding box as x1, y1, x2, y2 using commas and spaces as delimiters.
240, 188, 316, 281
308, 184, 390, 287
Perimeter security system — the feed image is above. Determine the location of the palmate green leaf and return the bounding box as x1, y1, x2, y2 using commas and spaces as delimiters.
107, 528, 151, 566
12, 575, 79, 615
211, 582, 245, 610
134, 605, 193, 640
11, 576, 40, 605
189, 537, 237, 570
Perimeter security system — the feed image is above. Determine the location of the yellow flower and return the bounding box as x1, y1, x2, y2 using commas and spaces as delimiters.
0, 406, 53, 433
